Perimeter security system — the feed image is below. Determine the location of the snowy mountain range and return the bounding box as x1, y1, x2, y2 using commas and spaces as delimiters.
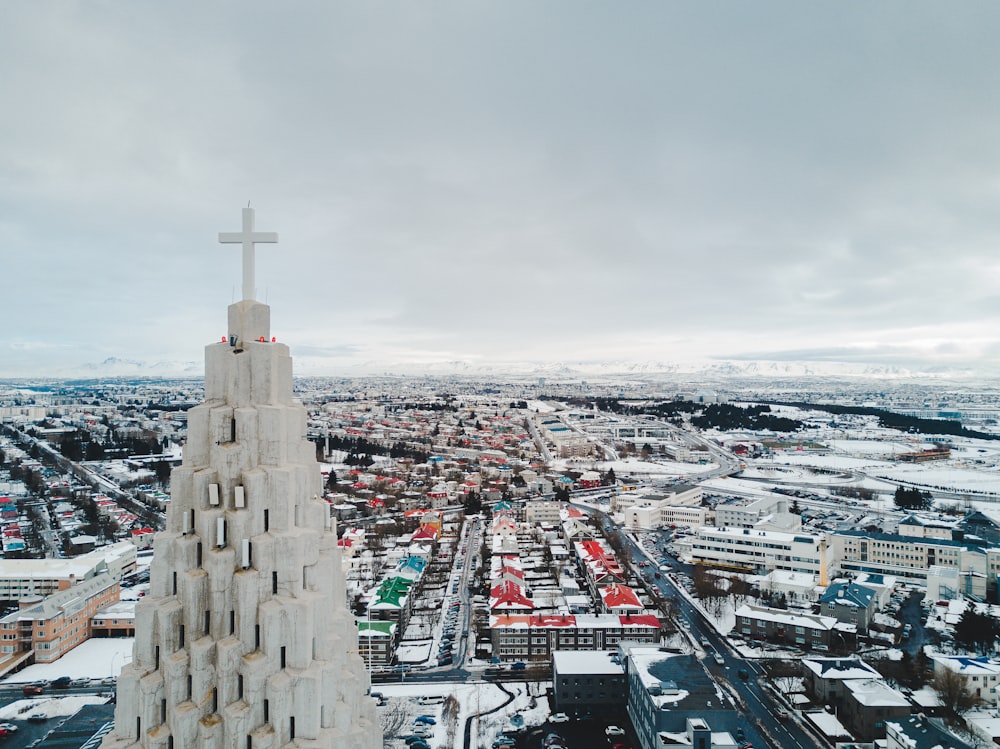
43, 354, 994, 383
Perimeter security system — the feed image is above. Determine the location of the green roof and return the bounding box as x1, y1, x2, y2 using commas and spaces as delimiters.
372, 576, 414, 608
356, 620, 396, 637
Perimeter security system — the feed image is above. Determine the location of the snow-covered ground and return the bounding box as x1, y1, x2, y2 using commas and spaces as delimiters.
376, 679, 550, 749
0, 694, 109, 721
2, 639, 133, 684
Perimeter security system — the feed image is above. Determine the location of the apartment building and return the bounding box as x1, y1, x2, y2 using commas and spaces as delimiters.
552, 650, 626, 715
734, 603, 839, 650
831, 530, 990, 598
0, 572, 120, 664
490, 613, 660, 661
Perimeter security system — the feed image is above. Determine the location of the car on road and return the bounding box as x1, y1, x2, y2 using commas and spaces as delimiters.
414, 716, 436, 725
27, 713, 47, 723
51, 676, 72, 689
713, 653, 725, 666
22, 684, 43, 696
549, 713, 569, 723
510, 662, 526, 671
606, 726, 625, 737
0, 724, 17, 733
737, 668, 749, 680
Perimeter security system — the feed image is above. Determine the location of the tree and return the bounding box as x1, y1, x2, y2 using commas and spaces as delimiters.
894, 486, 932, 510
790, 498, 802, 515
85, 441, 105, 461
954, 606, 1000, 654
932, 667, 981, 716
603, 467, 616, 486
326, 470, 338, 492
154, 460, 172, 487
464, 491, 481, 515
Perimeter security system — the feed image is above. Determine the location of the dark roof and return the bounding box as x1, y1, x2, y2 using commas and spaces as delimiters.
887, 714, 974, 749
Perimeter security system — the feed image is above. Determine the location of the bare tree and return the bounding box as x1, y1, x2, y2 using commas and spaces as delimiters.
932, 667, 982, 716
767, 659, 802, 698
442, 695, 460, 748
379, 701, 407, 747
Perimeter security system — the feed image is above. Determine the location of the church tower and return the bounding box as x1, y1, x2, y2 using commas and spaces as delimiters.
103, 209, 381, 749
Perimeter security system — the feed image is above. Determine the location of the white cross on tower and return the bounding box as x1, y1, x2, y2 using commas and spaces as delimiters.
218, 207, 279, 301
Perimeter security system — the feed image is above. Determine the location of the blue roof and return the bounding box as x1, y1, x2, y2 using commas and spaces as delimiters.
820, 582, 876, 608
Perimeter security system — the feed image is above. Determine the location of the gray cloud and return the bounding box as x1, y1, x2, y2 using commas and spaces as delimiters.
4, 3, 1000, 376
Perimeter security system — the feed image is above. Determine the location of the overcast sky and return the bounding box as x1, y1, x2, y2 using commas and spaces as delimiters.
5, 3, 1000, 378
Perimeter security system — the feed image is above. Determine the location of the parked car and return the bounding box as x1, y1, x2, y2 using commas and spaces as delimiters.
549, 713, 570, 723
27, 713, 47, 723
414, 716, 436, 725
510, 662, 526, 671
606, 726, 626, 737
51, 676, 72, 689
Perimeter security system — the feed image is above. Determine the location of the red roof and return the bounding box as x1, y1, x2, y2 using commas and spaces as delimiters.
601, 584, 642, 609
618, 614, 660, 628
490, 580, 534, 610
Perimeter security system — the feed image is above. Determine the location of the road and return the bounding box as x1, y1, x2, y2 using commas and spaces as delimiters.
581, 505, 825, 749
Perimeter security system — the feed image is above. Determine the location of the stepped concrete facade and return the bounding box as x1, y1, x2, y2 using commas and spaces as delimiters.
103, 209, 381, 749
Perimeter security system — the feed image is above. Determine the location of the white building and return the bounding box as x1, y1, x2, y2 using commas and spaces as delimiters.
684, 526, 826, 577
714, 495, 800, 532
932, 655, 1000, 706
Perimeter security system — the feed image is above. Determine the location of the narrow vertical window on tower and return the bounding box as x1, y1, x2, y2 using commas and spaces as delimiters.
179, 624, 185, 648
